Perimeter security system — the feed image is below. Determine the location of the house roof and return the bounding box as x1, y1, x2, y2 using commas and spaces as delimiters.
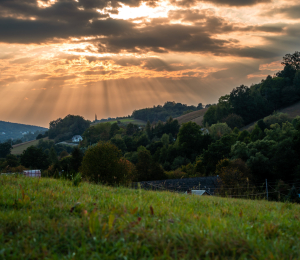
72, 135, 82, 138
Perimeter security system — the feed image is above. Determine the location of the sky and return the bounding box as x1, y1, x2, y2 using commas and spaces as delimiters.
0, 0, 299, 127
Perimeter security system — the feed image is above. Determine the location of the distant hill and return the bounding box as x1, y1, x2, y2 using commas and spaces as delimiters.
91, 118, 146, 126
175, 108, 208, 126
0, 121, 47, 143
132, 101, 204, 123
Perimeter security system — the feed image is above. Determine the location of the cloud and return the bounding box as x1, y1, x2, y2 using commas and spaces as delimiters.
170, 0, 271, 7
263, 5, 300, 20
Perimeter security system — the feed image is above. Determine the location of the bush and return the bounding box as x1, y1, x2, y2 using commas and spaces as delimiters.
165, 169, 188, 179
80, 142, 133, 185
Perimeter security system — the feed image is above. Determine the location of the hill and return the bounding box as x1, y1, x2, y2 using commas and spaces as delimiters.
1, 175, 299, 259
0, 121, 47, 143
242, 100, 300, 130
175, 107, 208, 125
91, 118, 146, 126
132, 101, 204, 123
11, 137, 48, 155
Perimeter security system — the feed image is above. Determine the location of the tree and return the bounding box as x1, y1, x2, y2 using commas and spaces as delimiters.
0, 141, 12, 158
71, 147, 83, 172
216, 159, 254, 197
80, 142, 132, 185
161, 133, 169, 147
49, 114, 90, 142
209, 123, 232, 140
177, 121, 212, 160
6, 154, 19, 167
135, 150, 165, 181
20, 146, 49, 169
221, 114, 244, 129
126, 123, 135, 135
110, 138, 127, 153
49, 146, 58, 164
109, 123, 120, 138
281, 51, 300, 70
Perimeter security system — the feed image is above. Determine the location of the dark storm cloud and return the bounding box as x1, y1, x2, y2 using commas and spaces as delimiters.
170, 0, 271, 7
0, 17, 134, 43
0, 0, 287, 59
263, 5, 300, 20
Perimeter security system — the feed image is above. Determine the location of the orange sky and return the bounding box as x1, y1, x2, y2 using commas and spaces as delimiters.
0, 0, 299, 127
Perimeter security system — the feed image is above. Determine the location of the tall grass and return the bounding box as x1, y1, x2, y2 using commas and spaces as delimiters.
0, 175, 299, 259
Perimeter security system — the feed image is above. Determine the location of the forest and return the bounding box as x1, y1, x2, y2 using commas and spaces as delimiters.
1, 51, 300, 202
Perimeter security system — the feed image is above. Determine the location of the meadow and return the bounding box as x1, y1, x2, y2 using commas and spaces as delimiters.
11, 138, 48, 155
0, 175, 300, 259
175, 108, 208, 126
91, 118, 146, 126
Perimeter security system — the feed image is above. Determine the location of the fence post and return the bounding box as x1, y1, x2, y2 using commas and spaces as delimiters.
266, 179, 268, 201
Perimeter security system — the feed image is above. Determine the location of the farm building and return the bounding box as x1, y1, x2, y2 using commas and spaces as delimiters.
72, 135, 83, 143
23, 170, 41, 177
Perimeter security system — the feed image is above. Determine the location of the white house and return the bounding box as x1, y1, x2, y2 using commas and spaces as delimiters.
72, 135, 83, 143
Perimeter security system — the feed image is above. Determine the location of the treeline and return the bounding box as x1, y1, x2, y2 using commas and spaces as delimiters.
203, 51, 300, 128
48, 115, 90, 143
132, 101, 206, 123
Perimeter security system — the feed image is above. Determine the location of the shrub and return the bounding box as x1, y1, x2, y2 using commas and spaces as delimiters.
135, 150, 165, 181
165, 169, 188, 179
80, 142, 132, 185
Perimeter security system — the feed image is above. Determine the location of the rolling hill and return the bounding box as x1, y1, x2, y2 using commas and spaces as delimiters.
0, 121, 47, 143
174, 108, 208, 126
242, 100, 300, 130
11, 137, 48, 155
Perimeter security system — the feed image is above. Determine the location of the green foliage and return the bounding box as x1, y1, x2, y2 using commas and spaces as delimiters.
82, 122, 111, 145
5, 154, 19, 168
0, 141, 12, 158
135, 150, 165, 181
200, 134, 237, 175
109, 123, 120, 138
48, 146, 58, 165
263, 113, 292, 128
20, 146, 49, 170
178, 122, 212, 160
209, 123, 232, 140
132, 101, 199, 123
80, 142, 132, 185
222, 113, 244, 129
49, 114, 90, 142
161, 133, 169, 147
73, 173, 82, 187
110, 137, 127, 154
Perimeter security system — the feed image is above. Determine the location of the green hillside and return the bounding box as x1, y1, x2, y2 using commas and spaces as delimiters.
0, 121, 47, 143
1, 175, 299, 259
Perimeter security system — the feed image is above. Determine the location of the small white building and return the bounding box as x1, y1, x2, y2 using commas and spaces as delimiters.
185, 190, 211, 196
23, 170, 41, 177
72, 135, 83, 143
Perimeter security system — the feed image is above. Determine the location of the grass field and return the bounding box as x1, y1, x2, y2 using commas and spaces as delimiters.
11, 137, 48, 155
175, 108, 208, 126
1, 175, 299, 259
91, 118, 146, 126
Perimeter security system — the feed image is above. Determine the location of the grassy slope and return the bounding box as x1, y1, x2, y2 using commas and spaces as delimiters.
1, 176, 299, 259
242, 101, 300, 130
175, 108, 208, 126
11, 137, 48, 155
91, 118, 146, 126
